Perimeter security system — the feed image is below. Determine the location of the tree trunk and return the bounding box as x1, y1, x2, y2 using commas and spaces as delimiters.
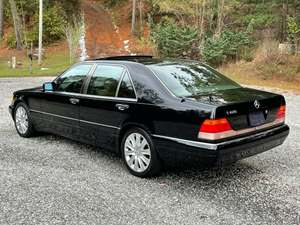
139, 0, 143, 36
281, 0, 289, 42
0, 0, 3, 39
199, 0, 206, 55
215, 0, 225, 39
9, 0, 23, 50
199, 0, 206, 42
131, 0, 137, 35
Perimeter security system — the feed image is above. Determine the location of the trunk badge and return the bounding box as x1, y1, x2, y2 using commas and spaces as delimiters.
254, 100, 260, 109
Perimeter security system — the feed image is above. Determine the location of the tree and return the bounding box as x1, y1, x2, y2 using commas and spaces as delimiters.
0, 0, 3, 39
199, 0, 206, 50
215, 0, 225, 39
139, 0, 144, 35
64, 17, 83, 64
131, 0, 137, 34
38, 0, 43, 65
9, 0, 23, 49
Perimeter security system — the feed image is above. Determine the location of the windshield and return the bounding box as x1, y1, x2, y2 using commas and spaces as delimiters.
148, 61, 240, 97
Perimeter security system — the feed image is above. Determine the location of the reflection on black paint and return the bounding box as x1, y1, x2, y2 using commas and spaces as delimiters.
133, 81, 164, 104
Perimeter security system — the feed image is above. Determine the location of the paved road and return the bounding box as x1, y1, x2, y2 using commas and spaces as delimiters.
0, 77, 299, 225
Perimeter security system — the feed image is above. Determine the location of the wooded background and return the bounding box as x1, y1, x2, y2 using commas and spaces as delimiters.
0, 0, 300, 83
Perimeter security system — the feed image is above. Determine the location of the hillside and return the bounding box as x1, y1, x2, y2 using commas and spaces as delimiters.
0, 0, 150, 58
0, 0, 299, 92
0, 0, 152, 77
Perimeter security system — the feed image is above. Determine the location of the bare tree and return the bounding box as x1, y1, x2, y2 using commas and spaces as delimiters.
0, 0, 3, 39
131, 0, 137, 35
139, 0, 144, 35
281, 0, 289, 42
64, 17, 83, 64
215, 0, 225, 39
197, 0, 206, 56
199, 0, 206, 43
9, 0, 23, 49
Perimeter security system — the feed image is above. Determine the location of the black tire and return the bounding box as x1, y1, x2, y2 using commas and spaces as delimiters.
121, 127, 162, 178
14, 102, 36, 138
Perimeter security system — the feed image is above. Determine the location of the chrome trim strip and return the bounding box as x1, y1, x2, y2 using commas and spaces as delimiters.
55, 92, 138, 102
152, 125, 286, 151
30, 109, 78, 121
80, 119, 120, 130
30, 110, 120, 130
152, 134, 218, 150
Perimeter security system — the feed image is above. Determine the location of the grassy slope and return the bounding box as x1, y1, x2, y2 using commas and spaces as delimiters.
0, 50, 70, 77
219, 62, 300, 94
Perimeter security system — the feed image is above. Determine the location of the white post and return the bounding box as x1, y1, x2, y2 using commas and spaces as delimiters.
38, 0, 43, 65
12, 56, 16, 69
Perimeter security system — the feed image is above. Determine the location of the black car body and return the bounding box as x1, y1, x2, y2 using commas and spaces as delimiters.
9, 56, 289, 177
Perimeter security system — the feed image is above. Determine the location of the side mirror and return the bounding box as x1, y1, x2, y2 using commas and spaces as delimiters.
43, 82, 54, 92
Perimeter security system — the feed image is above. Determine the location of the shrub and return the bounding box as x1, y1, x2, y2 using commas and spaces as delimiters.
103, 0, 126, 8
254, 40, 287, 65
6, 34, 17, 49
202, 30, 254, 66
150, 21, 199, 58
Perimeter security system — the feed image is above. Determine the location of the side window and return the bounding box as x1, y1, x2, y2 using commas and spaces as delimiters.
87, 65, 124, 97
56, 64, 93, 93
117, 72, 136, 99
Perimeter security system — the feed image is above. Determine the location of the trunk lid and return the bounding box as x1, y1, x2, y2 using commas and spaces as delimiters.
190, 87, 284, 130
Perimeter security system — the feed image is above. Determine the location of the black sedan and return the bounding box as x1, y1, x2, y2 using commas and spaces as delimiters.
9, 56, 289, 177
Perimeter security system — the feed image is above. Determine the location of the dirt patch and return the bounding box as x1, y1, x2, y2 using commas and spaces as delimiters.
83, 0, 127, 58
83, 0, 153, 58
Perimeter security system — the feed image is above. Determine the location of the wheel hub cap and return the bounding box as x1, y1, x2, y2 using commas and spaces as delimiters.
15, 106, 29, 134
124, 133, 151, 173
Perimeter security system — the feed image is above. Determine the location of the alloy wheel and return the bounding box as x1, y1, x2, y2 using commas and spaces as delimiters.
124, 132, 151, 173
15, 106, 29, 134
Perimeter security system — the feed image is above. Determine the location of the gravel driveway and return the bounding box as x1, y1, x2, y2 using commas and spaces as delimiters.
0, 77, 299, 225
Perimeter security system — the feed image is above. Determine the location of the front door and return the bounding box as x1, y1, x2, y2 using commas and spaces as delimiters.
38, 63, 94, 140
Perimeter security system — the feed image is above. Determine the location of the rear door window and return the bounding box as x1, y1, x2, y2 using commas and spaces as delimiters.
117, 72, 136, 99
87, 65, 125, 97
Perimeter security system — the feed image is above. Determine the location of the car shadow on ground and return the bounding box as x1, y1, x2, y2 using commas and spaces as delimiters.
38, 133, 264, 182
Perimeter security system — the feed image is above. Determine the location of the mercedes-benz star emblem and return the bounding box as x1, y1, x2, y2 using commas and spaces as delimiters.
254, 100, 260, 109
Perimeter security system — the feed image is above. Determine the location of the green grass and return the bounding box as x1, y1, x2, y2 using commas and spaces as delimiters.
0, 51, 71, 77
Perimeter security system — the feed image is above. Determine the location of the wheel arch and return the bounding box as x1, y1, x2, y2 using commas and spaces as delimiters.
117, 120, 155, 155
12, 95, 29, 119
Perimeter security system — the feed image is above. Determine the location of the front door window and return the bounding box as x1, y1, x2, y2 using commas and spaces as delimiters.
56, 64, 93, 93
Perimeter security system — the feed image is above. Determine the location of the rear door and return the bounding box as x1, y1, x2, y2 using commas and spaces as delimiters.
79, 64, 137, 151
38, 63, 94, 139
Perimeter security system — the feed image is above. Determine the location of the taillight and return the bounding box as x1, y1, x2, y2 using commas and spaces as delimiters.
198, 118, 233, 140
277, 105, 286, 120
200, 118, 232, 133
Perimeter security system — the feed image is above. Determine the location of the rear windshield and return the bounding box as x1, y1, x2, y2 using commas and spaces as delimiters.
148, 61, 240, 97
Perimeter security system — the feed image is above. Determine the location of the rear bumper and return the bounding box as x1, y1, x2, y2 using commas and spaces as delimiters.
215, 124, 289, 165
153, 124, 289, 166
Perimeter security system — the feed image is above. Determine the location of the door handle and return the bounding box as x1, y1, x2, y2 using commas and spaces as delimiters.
116, 104, 129, 111
69, 98, 80, 105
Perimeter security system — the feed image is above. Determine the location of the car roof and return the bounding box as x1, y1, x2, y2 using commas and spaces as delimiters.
84, 55, 201, 66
